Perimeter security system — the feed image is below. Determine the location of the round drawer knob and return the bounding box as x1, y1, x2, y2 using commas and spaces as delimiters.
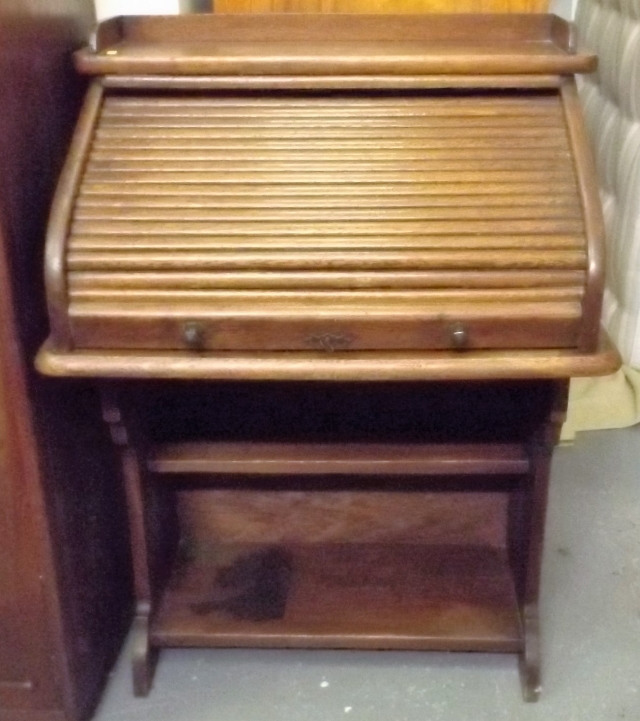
450, 322, 469, 351
183, 321, 205, 350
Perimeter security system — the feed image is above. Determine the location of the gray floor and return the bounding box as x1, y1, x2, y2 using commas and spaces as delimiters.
94, 426, 640, 721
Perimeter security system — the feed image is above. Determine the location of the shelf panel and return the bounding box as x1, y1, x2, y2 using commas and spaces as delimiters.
151, 543, 523, 652
147, 442, 530, 477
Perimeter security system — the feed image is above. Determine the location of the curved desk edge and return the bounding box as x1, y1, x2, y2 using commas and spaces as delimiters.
36, 331, 621, 382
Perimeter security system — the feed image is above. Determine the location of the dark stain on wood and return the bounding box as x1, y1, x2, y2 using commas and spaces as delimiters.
192, 547, 293, 622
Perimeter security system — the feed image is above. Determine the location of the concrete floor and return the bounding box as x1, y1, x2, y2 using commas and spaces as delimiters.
94, 426, 640, 721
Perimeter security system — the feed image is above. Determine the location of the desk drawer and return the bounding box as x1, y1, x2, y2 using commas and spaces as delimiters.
69, 297, 581, 351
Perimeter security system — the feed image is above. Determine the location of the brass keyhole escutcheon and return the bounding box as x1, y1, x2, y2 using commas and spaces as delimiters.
183, 321, 206, 351
305, 333, 354, 353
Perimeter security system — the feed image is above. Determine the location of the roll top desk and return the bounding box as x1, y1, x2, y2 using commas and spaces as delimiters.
38, 13, 620, 701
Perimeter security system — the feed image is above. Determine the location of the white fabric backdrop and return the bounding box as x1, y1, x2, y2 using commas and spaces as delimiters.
95, 0, 179, 20
550, 0, 579, 18
576, 0, 640, 366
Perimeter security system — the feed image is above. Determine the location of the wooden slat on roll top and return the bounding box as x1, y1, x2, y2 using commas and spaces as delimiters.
66, 91, 588, 352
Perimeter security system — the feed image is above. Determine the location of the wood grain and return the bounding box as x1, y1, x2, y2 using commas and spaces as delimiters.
560, 79, 606, 353
54, 90, 594, 355
77, 14, 595, 77
214, 0, 549, 12
36, 332, 621, 381
178, 491, 508, 547
147, 441, 530, 476
151, 543, 522, 652
92, 13, 567, 47
102, 74, 563, 91
45, 80, 104, 350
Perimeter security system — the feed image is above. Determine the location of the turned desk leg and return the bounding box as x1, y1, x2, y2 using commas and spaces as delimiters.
509, 381, 568, 702
101, 387, 173, 697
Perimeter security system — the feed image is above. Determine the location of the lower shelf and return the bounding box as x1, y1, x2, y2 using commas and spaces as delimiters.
148, 441, 530, 477
151, 543, 523, 653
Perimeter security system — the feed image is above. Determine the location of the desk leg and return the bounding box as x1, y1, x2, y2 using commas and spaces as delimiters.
508, 380, 568, 702
101, 387, 168, 697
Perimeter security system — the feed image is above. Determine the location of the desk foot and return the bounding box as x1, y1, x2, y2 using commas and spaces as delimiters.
132, 612, 156, 697
518, 605, 541, 702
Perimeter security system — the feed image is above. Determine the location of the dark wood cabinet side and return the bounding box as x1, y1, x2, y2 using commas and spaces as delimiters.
0, 9, 133, 721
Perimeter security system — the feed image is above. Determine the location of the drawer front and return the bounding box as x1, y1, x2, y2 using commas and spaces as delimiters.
69, 308, 581, 352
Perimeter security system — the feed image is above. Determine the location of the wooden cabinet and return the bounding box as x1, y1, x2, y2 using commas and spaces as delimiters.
36, 12, 620, 704
0, 364, 62, 720
0, 10, 132, 721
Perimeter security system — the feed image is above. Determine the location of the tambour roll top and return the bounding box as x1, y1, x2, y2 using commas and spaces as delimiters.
42, 13, 614, 375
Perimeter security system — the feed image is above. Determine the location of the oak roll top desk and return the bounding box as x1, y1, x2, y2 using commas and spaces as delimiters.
37, 13, 620, 701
